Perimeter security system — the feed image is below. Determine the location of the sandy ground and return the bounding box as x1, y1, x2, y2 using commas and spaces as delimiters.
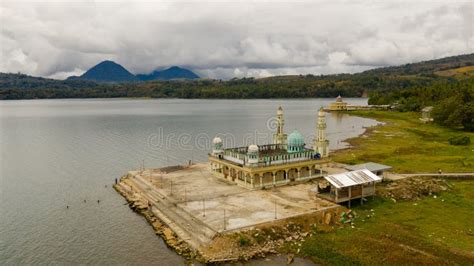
142, 163, 336, 232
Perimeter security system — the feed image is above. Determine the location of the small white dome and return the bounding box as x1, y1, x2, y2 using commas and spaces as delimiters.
213, 137, 222, 144
248, 144, 259, 153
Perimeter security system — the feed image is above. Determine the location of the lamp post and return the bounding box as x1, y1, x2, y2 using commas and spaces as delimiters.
170, 180, 173, 196
203, 199, 206, 217
274, 199, 277, 219
223, 209, 226, 230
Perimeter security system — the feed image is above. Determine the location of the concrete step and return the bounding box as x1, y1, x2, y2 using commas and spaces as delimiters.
130, 176, 217, 247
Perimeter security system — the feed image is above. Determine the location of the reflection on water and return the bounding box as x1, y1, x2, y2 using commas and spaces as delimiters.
0, 98, 377, 265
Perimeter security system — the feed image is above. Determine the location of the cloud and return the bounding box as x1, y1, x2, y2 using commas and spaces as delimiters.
0, 0, 472, 79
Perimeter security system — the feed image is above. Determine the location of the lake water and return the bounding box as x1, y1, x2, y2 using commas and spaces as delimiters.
0, 98, 378, 265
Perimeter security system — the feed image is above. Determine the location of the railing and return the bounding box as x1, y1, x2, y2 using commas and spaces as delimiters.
274, 179, 290, 185
296, 175, 321, 181
254, 157, 324, 168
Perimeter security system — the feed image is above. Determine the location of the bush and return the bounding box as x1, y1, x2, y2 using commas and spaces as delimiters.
238, 235, 251, 246
449, 136, 471, 145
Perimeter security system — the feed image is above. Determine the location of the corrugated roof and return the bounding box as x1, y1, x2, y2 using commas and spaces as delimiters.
346, 162, 392, 173
324, 169, 382, 189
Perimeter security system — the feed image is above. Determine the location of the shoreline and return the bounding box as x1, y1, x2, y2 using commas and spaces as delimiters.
332, 124, 380, 155
0, 96, 369, 102
113, 179, 197, 260
331, 110, 474, 173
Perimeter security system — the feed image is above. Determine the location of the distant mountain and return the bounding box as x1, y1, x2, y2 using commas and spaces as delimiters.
68, 60, 138, 82
137, 66, 199, 81
68, 62, 199, 82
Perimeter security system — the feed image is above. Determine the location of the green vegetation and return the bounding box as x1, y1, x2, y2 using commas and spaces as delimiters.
369, 78, 474, 131
0, 72, 429, 100
238, 235, 251, 247
363, 53, 473, 76
435, 65, 474, 79
1, 54, 473, 100
290, 180, 474, 265
449, 135, 471, 146
332, 111, 474, 173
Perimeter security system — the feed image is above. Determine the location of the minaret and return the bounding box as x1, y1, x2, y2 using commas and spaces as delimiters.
314, 107, 329, 157
273, 106, 287, 146
212, 136, 224, 157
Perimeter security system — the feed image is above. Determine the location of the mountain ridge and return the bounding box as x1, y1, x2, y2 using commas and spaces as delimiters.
137, 66, 200, 81
68, 61, 199, 82
1, 53, 472, 100
67, 60, 138, 82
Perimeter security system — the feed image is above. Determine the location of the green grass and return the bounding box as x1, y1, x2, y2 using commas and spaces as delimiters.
435, 66, 474, 79
289, 181, 474, 265
332, 111, 474, 173
286, 111, 474, 264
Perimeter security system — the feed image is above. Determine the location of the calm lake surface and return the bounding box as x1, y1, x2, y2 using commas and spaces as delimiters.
0, 98, 378, 265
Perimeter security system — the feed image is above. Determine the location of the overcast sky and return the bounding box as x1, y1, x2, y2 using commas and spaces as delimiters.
1, 0, 473, 79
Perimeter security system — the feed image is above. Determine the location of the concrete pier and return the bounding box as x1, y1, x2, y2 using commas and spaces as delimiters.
114, 163, 341, 262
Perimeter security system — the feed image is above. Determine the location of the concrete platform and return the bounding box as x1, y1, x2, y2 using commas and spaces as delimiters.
136, 163, 336, 232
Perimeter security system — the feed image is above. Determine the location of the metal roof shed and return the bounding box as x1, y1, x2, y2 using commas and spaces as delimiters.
324, 169, 382, 188
317, 169, 382, 206
345, 162, 392, 176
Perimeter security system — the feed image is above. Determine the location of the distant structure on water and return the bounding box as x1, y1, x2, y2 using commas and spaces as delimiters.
328, 95, 349, 111
325, 95, 390, 112
209, 106, 329, 189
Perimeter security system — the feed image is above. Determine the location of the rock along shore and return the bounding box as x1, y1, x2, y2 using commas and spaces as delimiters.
114, 178, 197, 260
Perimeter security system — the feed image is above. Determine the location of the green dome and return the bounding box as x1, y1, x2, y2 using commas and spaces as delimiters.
288, 130, 305, 147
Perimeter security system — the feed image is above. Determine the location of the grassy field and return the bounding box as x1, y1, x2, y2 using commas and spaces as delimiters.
435, 65, 474, 79
288, 180, 474, 265
291, 110, 474, 264
331, 111, 474, 173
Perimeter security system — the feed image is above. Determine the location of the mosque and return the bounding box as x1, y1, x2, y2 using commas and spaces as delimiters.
328, 95, 348, 111
209, 107, 330, 189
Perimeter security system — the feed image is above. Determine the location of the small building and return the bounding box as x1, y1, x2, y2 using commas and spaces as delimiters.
325, 95, 391, 112
345, 162, 392, 177
420, 106, 434, 123
316, 169, 382, 207
328, 95, 348, 111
